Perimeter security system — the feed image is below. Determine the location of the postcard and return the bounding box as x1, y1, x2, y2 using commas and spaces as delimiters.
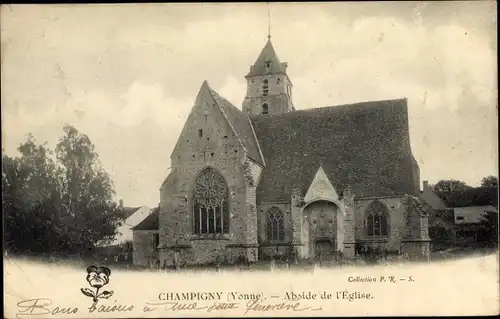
2, 2, 498, 318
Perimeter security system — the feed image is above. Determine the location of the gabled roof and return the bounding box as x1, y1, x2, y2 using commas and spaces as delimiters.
246, 39, 287, 78
441, 187, 498, 208
167, 81, 265, 175
250, 98, 419, 202
132, 207, 159, 231
206, 82, 265, 165
117, 207, 142, 220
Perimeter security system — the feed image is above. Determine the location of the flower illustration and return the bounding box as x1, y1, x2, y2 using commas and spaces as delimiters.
87, 265, 110, 288
81, 265, 114, 303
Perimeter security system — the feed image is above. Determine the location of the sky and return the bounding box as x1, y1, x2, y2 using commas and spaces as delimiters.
1, 2, 498, 207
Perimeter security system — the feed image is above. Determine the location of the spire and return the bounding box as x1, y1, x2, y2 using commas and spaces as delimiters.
246, 38, 287, 78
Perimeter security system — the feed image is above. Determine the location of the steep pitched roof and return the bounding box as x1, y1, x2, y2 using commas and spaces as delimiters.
251, 98, 419, 202
246, 39, 287, 78
132, 207, 159, 231
207, 83, 265, 165
168, 81, 265, 174
441, 187, 498, 208
117, 207, 141, 220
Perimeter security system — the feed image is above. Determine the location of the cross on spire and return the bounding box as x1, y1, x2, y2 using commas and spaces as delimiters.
267, 3, 271, 40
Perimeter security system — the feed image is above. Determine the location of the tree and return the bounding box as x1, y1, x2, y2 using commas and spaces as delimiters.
55, 124, 122, 254
480, 176, 498, 189
2, 125, 122, 256
3, 136, 61, 254
478, 210, 498, 248
433, 179, 472, 198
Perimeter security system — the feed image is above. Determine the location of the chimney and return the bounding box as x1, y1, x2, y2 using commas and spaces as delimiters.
119, 199, 124, 208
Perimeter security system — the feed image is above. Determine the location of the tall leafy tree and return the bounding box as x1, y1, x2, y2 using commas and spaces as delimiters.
3, 135, 60, 253
3, 125, 122, 256
433, 179, 472, 199
55, 124, 122, 254
478, 210, 498, 248
480, 175, 498, 189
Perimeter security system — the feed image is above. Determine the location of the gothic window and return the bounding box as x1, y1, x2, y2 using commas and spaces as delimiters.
262, 104, 269, 115
193, 168, 229, 235
262, 79, 269, 96
365, 201, 390, 237
266, 207, 285, 241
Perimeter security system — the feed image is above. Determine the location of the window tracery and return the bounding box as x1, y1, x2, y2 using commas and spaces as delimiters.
365, 200, 389, 237
193, 168, 229, 234
266, 207, 285, 241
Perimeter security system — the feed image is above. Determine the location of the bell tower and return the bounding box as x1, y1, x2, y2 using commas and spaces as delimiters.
242, 36, 295, 116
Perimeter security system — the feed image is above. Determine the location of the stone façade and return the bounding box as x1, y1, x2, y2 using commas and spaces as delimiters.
157, 81, 261, 266
132, 38, 431, 267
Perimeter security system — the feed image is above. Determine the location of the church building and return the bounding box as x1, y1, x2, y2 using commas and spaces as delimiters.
132, 36, 431, 267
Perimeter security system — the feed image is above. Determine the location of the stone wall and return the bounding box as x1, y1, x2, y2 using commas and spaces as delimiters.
243, 94, 293, 116
401, 240, 430, 262
352, 194, 431, 261
257, 202, 292, 242
343, 190, 355, 257
256, 201, 293, 260
259, 244, 293, 260
291, 189, 304, 257
245, 74, 291, 97
354, 195, 408, 253
158, 84, 261, 266
400, 195, 431, 261
133, 230, 159, 267
242, 73, 293, 115
242, 159, 262, 262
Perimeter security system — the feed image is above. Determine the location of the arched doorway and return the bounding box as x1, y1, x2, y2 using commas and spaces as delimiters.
303, 200, 339, 261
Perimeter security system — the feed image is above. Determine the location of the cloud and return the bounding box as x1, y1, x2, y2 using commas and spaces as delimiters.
218, 75, 246, 107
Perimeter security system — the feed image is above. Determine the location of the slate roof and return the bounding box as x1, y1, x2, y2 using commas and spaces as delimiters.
117, 207, 141, 220
250, 98, 419, 202
441, 187, 498, 208
246, 39, 287, 78
133, 207, 159, 231
160, 82, 419, 203
208, 85, 265, 165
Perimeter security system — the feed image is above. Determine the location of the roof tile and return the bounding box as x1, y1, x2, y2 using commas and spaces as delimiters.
132, 207, 159, 231
246, 39, 286, 78
208, 85, 265, 165
250, 99, 419, 202
117, 207, 141, 220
